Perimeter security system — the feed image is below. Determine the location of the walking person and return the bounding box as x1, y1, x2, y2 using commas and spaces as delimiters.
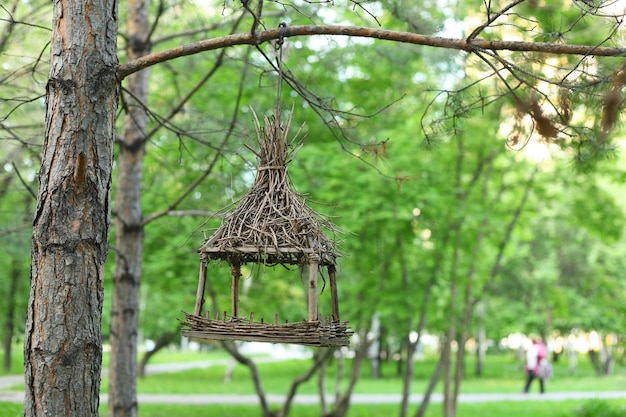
523, 338, 548, 393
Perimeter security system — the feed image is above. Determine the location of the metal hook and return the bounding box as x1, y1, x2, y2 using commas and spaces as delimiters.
275, 22, 288, 110
277, 21, 288, 50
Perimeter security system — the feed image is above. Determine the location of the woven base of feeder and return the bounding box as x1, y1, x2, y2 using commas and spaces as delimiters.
180, 311, 352, 347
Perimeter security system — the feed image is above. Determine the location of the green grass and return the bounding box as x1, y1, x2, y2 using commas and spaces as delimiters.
5, 349, 626, 396
0, 400, 623, 417
3, 347, 626, 417
0, 400, 626, 417
101, 400, 626, 417
0, 403, 21, 417
124, 351, 625, 395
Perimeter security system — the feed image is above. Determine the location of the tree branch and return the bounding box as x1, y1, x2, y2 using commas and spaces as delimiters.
118, 24, 626, 79
466, 0, 525, 41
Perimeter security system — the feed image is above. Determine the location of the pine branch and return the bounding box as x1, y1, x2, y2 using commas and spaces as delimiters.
118, 24, 626, 79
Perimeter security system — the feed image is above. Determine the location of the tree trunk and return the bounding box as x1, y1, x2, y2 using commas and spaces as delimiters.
137, 331, 177, 378
475, 302, 486, 377
326, 334, 371, 417
414, 354, 443, 417
399, 288, 433, 417
442, 326, 457, 417
2, 258, 19, 372
278, 348, 332, 417
402, 221, 451, 417
23, 0, 119, 414
108, 0, 149, 415
442, 246, 460, 417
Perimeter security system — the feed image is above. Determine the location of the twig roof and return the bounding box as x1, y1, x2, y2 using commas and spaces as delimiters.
200, 107, 339, 267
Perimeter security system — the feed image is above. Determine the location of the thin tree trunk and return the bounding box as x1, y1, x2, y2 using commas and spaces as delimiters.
2, 258, 19, 372
414, 354, 443, 417
24, 0, 118, 414
326, 333, 371, 417
451, 184, 489, 412
137, 331, 178, 377
442, 230, 461, 417
475, 304, 486, 377
402, 221, 453, 417
442, 318, 457, 417
317, 351, 328, 415
279, 348, 332, 417
108, 0, 149, 416
399, 274, 436, 417
220, 341, 274, 417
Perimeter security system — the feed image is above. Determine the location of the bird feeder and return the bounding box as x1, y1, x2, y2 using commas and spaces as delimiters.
181, 108, 352, 347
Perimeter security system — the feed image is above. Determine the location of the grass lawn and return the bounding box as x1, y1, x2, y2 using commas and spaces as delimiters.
2, 347, 626, 416
129, 400, 626, 417
2, 399, 624, 417
124, 349, 625, 395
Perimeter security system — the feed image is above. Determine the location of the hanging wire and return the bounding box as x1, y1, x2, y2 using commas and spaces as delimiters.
275, 21, 288, 111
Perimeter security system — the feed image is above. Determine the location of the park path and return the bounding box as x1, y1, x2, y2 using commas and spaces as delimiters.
1, 359, 625, 405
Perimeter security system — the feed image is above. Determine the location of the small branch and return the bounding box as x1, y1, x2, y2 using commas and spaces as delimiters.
142, 0, 164, 47
466, 0, 525, 41
241, 0, 264, 38
118, 25, 626, 79
0, 223, 30, 237
142, 45, 252, 227
141, 161, 219, 225
11, 162, 36, 200
151, 210, 217, 218
0, 3, 51, 33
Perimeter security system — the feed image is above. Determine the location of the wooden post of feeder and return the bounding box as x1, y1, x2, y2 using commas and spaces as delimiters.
308, 254, 319, 321
231, 263, 241, 318
194, 258, 208, 316
328, 264, 340, 322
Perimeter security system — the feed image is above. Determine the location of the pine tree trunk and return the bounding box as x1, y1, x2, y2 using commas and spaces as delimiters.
23, 0, 119, 414
108, 0, 149, 415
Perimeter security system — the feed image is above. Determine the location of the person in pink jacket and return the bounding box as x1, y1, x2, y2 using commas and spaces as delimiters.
523, 338, 547, 393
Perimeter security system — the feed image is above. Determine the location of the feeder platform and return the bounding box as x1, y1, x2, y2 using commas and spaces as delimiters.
181, 311, 352, 347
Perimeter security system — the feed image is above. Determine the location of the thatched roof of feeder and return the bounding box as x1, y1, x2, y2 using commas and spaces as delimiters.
200, 108, 339, 267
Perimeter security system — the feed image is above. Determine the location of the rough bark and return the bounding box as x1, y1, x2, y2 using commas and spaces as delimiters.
23, 0, 119, 414
108, 0, 149, 415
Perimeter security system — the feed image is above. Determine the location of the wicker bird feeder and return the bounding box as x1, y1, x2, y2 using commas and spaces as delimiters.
181, 108, 352, 347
